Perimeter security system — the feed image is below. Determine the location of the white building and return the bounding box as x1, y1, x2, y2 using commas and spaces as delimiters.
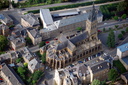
40, 9, 53, 28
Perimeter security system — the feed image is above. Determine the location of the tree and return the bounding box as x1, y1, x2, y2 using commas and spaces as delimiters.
41, 52, 46, 64
39, 41, 45, 47
16, 58, 22, 63
126, 27, 128, 32
32, 71, 43, 84
118, 34, 123, 40
0, 35, 8, 51
103, 28, 106, 32
25, 37, 33, 46
76, 27, 82, 31
91, 79, 101, 85
108, 69, 118, 82
17, 67, 26, 80
17, 67, 26, 75
107, 30, 115, 48
121, 31, 125, 35
117, 2, 127, 12
121, 14, 127, 19
115, 25, 119, 29
113, 16, 118, 20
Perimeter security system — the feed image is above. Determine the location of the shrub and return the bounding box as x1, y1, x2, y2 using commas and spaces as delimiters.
121, 31, 125, 35
118, 34, 123, 40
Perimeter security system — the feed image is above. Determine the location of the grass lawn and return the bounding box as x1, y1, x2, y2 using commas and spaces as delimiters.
113, 60, 127, 74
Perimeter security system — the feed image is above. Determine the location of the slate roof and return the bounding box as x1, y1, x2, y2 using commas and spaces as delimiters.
122, 72, 128, 79
90, 61, 109, 74
11, 37, 25, 46
28, 29, 40, 38
22, 13, 39, 27
28, 58, 43, 71
70, 32, 88, 44
40, 9, 53, 26
122, 56, 128, 65
88, 2, 97, 22
54, 13, 89, 28
1, 63, 25, 85
0, 13, 13, 24
117, 43, 128, 52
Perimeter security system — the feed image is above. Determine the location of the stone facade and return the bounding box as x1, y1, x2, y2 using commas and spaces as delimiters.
10, 37, 26, 50
40, 4, 102, 69
0, 24, 10, 36
27, 29, 42, 45
53, 55, 112, 85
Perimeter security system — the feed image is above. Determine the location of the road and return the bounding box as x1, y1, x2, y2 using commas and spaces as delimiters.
22, 0, 123, 13
98, 20, 128, 29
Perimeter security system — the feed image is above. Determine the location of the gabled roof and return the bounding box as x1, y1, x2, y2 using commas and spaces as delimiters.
1, 63, 25, 85
22, 13, 39, 26
40, 9, 53, 26
122, 72, 128, 79
28, 29, 40, 38
54, 13, 89, 28
117, 43, 128, 52
90, 61, 109, 74
28, 58, 43, 70
70, 32, 88, 45
0, 13, 13, 24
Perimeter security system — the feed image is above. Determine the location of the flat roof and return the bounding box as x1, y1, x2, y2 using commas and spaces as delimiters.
122, 56, 128, 65
117, 43, 128, 52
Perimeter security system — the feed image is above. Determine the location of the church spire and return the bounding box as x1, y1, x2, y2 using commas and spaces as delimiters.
88, 2, 97, 22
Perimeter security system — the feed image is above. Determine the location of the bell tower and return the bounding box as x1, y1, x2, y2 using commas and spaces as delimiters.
86, 2, 98, 40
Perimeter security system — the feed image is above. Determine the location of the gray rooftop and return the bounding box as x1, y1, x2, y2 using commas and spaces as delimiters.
28, 58, 43, 70
122, 56, 128, 65
22, 13, 39, 27
1, 63, 25, 85
117, 43, 128, 52
28, 29, 41, 38
90, 61, 109, 74
70, 32, 88, 45
54, 13, 89, 28
122, 72, 128, 79
0, 13, 13, 24
52, 11, 79, 17
11, 37, 25, 46
40, 9, 53, 26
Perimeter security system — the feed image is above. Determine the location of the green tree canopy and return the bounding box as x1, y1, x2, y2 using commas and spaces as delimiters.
118, 34, 123, 40
117, 2, 127, 12
39, 41, 45, 47
17, 67, 26, 75
108, 69, 118, 82
76, 27, 82, 31
113, 16, 118, 20
91, 79, 101, 85
0, 35, 8, 51
25, 37, 33, 46
41, 52, 46, 64
121, 14, 127, 19
32, 71, 43, 84
126, 27, 128, 32
107, 30, 115, 48
121, 31, 125, 35
115, 25, 119, 29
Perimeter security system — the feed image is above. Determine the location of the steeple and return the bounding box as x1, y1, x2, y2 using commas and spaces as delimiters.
88, 2, 97, 22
